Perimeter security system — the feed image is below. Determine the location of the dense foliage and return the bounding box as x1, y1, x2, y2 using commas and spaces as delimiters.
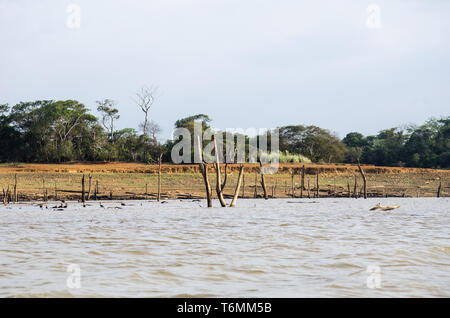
0, 100, 448, 168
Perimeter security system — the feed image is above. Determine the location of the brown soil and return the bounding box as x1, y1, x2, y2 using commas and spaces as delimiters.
0, 162, 448, 202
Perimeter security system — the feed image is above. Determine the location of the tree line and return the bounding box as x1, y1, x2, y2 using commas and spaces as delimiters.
0, 98, 448, 168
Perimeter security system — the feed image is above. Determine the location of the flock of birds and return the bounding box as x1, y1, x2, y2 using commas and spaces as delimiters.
33, 199, 400, 212
35, 199, 205, 211
37, 200, 145, 211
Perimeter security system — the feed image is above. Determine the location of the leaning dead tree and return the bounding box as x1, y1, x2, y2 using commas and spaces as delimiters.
357, 161, 367, 199
258, 160, 268, 200
197, 136, 212, 207
196, 134, 246, 207
230, 164, 244, 207
212, 135, 227, 207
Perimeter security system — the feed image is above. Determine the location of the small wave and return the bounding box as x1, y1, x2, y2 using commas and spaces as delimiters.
429, 246, 450, 255
153, 269, 177, 277
124, 249, 149, 255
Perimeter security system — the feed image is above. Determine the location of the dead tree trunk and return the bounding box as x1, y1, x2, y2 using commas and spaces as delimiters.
347, 181, 351, 198
300, 165, 305, 198
199, 163, 212, 207
316, 169, 319, 198
241, 172, 245, 198
254, 170, 258, 198
13, 174, 17, 203
353, 175, 358, 199
87, 174, 92, 200
81, 175, 85, 203
437, 181, 442, 198
213, 135, 227, 207
307, 178, 311, 198
157, 153, 163, 202
230, 165, 244, 207
42, 178, 45, 202
259, 161, 268, 200
197, 136, 212, 207
291, 172, 295, 198
357, 162, 367, 199
273, 179, 277, 198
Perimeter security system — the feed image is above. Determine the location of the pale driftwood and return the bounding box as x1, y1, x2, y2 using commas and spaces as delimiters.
370, 203, 400, 211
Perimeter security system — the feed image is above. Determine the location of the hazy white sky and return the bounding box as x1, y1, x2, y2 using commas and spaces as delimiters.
1, 0, 449, 140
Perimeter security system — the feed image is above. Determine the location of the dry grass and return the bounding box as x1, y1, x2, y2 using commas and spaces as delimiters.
0, 162, 448, 201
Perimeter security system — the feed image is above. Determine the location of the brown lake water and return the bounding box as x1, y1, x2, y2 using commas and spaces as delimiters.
0, 198, 449, 297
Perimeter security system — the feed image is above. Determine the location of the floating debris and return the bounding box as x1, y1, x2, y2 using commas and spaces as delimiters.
370, 203, 400, 211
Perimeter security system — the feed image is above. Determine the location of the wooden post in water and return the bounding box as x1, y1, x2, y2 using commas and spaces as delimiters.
259, 161, 268, 200
347, 180, 351, 198
109, 190, 112, 200
13, 174, 17, 203
307, 178, 311, 198
333, 178, 336, 198
291, 172, 295, 198
273, 179, 277, 198
2, 188, 6, 205
254, 170, 257, 198
157, 153, 163, 202
437, 181, 442, 198
87, 174, 92, 200
300, 165, 305, 198
357, 162, 367, 199
316, 169, 319, 198
81, 175, 85, 203
241, 172, 245, 198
